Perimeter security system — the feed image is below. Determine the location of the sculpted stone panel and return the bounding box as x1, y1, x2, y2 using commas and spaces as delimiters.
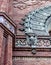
15, 36, 51, 48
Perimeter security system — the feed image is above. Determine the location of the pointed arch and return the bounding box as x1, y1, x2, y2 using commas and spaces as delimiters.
23, 5, 51, 35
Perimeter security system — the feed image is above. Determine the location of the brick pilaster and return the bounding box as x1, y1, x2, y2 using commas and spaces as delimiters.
6, 35, 12, 65
0, 27, 4, 65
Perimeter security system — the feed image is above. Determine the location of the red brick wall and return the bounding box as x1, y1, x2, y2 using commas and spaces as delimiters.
0, 0, 14, 19
0, 0, 51, 35
0, 0, 9, 12
13, 50, 51, 57
6, 35, 12, 65
0, 27, 4, 65
10, 1, 51, 65
13, 49, 51, 65
0, 1, 51, 65
0, 26, 13, 65
13, 57, 51, 65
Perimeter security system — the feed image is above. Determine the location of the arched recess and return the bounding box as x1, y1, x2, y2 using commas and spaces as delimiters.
22, 5, 51, 36
46, 16, 51, 36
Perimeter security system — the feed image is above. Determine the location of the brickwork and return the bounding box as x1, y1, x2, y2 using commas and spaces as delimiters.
0, 0, 51, 35
13, 50, 51, 57
1, 36, 6, 65
0, 0, 13, 19
0, 0, 9, 12
8, 0, 14, 19
0, 27, 4, 65
0, 0, 51, 65
6, 35, 12, 65
13, 57, 51, 65
0, 27, 13, 65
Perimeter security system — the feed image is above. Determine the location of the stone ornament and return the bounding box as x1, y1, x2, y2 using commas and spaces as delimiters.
0, 16, 15, 34
13, 0, 43, 10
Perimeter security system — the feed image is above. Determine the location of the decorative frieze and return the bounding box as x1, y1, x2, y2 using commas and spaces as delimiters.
15, 36, 51, 48
0, 16, 15, 34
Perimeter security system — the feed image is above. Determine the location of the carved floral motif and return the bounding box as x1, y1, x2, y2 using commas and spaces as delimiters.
13, 0, 43, 10
15, 37, 51, 48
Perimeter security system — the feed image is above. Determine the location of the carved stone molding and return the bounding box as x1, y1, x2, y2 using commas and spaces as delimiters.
13, 0, 44, 10
15, 36, 51, 48
0, 12, 16, 35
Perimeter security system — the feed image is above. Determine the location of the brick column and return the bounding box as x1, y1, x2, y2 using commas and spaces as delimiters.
0, 27, 4, 65
6, 35, 12, 65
